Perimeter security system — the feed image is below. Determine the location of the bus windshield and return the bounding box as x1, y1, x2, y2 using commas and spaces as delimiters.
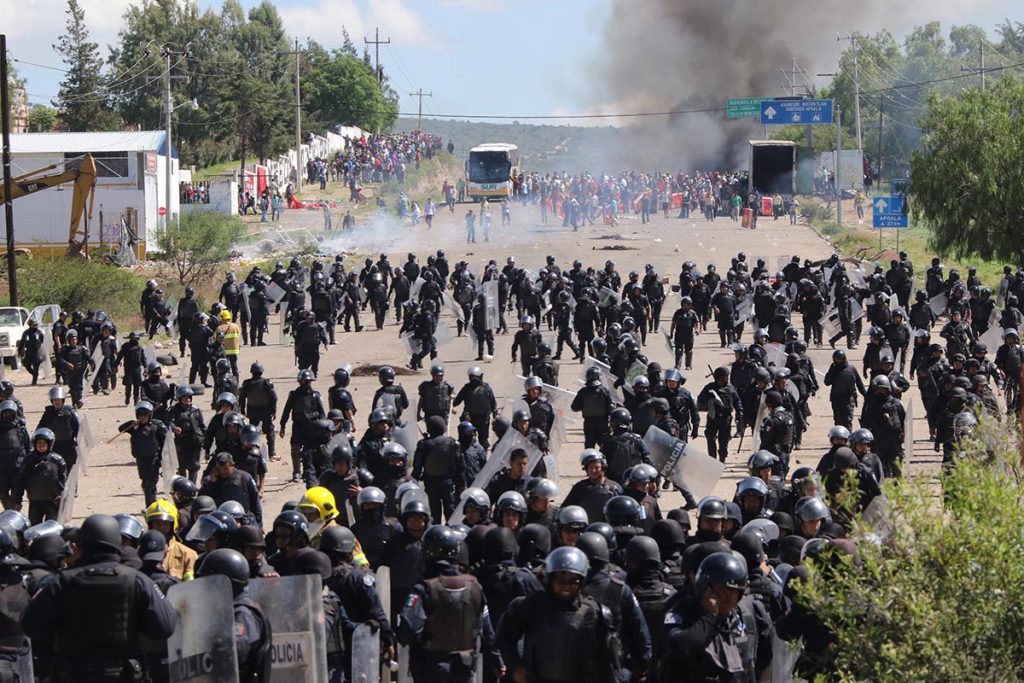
468, 151, 511, 183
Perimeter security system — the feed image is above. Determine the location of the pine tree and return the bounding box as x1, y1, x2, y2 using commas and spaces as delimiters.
54, 0, 118, 131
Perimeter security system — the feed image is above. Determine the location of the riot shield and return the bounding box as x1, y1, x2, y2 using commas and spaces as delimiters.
166, 576, 240, 683
980, 309, 1002, 352
434, 320, 454, 346
820, 307, 840, 341
239, 285, 251, 320
266, 282, 287, 304
904, 397, 913, 460
750, 393, 767, 450
247, 575, 329, 682
598, 287, 618, 307
30, 305, 59, 380
162, 427, 179, 495
735, 295, 754, 325
928, 292, 948, 317
540, 290, 552, 319
400, 332, 421, 356
278, 303, 292, 346
770, 634, 801, 683
410, 277, 425, 301
765, 343, 786, 368
663, 330, 674, 356
143, 345, 157, 370
622, 359, 648, 395
86, 343, 105, 386
482, 280, 499, 331
444, 291, 463, 321
849, 299, 864, 323
643, 425, 724, 500
350, 624, 380, 683
76, 414, 94, 474
448, 429, 542, 525
540, 381, 574, 478
581, 357, 623, 404
58, 464, 80, 524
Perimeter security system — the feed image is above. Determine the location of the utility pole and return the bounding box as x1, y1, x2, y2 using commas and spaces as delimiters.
409, 89, 432, 131
294, 38, 302, 191
364, 28, 391, 84
163, 47, 173, 228
838, 33, 863, 151
1, 35, 18, 305
835, 107, 842, 227
781, 57, 814, 154
961, 40, 990, 90
878, 98, 884, 251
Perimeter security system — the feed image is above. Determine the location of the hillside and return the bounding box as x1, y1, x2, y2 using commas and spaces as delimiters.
390, 117, 628, 174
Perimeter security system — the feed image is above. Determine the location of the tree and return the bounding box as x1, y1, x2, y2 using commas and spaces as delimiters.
909, 77, 1024, 263
28, 105, 58, 132
303, 49, 398, 132
156, 211, 244, 285
796, 431, 1024, 681
53, 0, 118, 131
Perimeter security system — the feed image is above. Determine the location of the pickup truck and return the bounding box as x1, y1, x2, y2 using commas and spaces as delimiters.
0, 307, 30, 369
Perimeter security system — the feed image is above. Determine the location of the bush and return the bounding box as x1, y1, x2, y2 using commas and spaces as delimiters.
800, 203, 835, 224
156, 211, 245, 285
10, 257, 145, 322
797, 419, 1024, 682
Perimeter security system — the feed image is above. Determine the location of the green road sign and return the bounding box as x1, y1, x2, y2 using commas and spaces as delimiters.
727, 98, 769, 119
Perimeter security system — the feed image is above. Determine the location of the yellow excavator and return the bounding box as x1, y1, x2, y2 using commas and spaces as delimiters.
0, 153, 97, 258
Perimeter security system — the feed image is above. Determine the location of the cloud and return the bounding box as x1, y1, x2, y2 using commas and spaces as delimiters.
279, 0, 366, 46
437, 0, 503, 10
367, 0, 428, 46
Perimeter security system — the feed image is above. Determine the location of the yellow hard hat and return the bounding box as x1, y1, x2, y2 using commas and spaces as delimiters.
298, 486, 338, 523
145, 499, 179, 531
219, 310, 232, 322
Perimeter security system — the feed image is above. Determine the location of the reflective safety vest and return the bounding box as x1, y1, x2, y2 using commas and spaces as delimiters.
219, 322, 242, 355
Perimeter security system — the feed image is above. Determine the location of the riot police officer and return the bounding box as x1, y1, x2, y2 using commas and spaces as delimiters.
238, 361, 278, 461
697, 367, 743, 462
23, 514, 178, 681
824, 349, 867, 429
397, 525, 500, 682
280, 370, 326, 483
572, 367, 613, 448
563, 450, 622, 526
412, 416, 466, 522
759, 390, 795, 478
168, 385, 206, 482
118, 402, 167, 506
417, 363, 455, 427
453, 367, 498, 449
600, 408, 652, 484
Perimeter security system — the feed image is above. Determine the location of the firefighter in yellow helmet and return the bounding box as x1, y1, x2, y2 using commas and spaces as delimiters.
297, 486, 369, 567
146, 499, 198, 580
216, 309, 242, 376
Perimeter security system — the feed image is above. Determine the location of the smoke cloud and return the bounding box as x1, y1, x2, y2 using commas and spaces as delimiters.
588, 0, 967, 170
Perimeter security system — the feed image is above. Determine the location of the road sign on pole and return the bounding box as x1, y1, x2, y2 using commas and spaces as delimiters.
727, 98, 770, 119
761, 99, 834, 125
872, 196, 908, 228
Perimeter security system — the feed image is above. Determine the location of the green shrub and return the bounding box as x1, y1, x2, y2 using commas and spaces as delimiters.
156, 211, 245, 285
820, 222, 843, 237
797, 419, 1024, 682
9, 257, 144, 321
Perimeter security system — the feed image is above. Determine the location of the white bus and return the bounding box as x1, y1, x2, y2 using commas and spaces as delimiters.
465, 143, 519, 201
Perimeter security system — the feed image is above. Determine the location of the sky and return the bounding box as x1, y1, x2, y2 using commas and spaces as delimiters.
4, 0, 1022, 123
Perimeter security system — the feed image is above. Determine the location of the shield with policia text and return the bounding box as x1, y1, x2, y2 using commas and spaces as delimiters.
166, 576, 240, 683
642, 425, 724, 500
247, 575, 328, 682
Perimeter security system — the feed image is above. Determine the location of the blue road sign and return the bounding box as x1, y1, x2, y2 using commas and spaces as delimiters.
760, 99, 834, 125
872, 196, 908, 228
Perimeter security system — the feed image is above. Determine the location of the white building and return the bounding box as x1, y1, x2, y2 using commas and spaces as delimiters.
0, 130, 179, 259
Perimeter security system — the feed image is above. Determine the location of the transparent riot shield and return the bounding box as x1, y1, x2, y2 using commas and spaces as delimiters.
266, 282, 287, 304
770, 634, 801, 683
662, 330, 674, 356
166, 296, 179, 339
28, 304, 58, 380
400, 332, 421, 356
540, 382, 574, 479
598, 287, 618, 307
278, 303, 292, 346
162, 428, 179, 495
375, 564, 392, 681
642, 425, 724, 500
86, 343, 105, 386
750, 393, 767, 451
350, 624, 380, 683
765, 343, 786, 368
581, 357, 623, 404
928, 292, 948, 317
904, 397, 913, 461
144, 345, 157, 369
247, 575, 328, 682
622, 359, 648, 395
410, 277, 425, 301
434, 321, 454, 347
448, 430, 542, 525
820, 307, 840, 341
849, 299, 864, 323
166, 575, 240, 683
57, 464, 80, 524
238, 285, 251, 320
392, 403, 421, 456
482, 280, 499, 331
980, 309, 1002, 352
540, 290, 552, 318
444, 291, 463, 321
735, 295, 754, 325
76, 414, 94, 474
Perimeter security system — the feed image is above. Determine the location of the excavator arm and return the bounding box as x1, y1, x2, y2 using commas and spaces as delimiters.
0, 153, 97, 258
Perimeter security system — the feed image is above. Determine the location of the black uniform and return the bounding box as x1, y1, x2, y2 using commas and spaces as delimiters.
13, 448, 66, 524
453, 380, 498, 449
600, 430, 652, 484
280, 386, 326, 481
697, 381, 743, 462
22, 551, 178, 681
824, 360, 867, 429
572, 384, 613, 448
168, 402, 206, 482
37, 404, 80, 469
411, 434, 466, 522
119, 418, 168, 506
418, 379, 455, 423
0, 417, 29, 509
239, 375, 278, 460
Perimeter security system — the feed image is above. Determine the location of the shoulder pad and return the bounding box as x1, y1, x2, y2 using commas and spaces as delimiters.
312, 391, 321, 398
49, 453, 66, 467
362, 573, 376, 588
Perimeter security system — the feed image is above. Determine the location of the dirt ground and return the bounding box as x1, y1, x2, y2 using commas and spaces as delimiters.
11, 196, 940, 524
